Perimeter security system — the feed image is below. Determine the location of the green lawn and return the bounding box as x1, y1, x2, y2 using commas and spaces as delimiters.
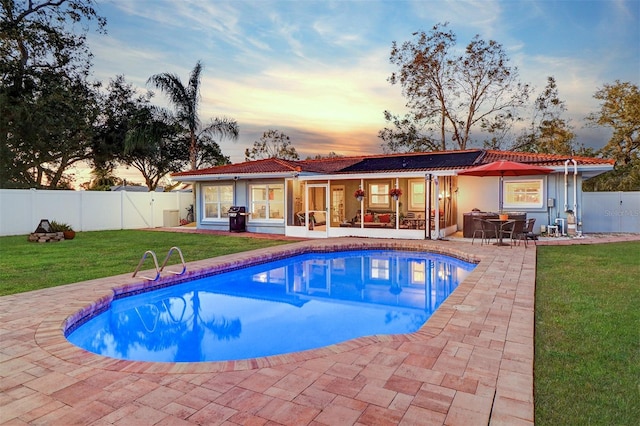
0, 230, 295, 296
535, 242, 640, 425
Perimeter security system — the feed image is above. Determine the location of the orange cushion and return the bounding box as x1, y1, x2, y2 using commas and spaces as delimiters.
379, 214, 390, 223
364, 214, 374, 222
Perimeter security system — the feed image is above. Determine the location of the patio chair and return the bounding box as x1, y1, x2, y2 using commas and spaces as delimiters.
296, 212, 306, 226
501, 219, 526, 248
516, 218, 537, 247
472, 218, 497, 245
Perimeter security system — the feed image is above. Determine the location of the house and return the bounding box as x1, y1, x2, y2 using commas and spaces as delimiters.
171, 149, 614, 239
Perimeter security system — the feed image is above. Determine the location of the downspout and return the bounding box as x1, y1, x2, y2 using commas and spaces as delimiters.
546, 177, 551, 228
572, 159, 578, 220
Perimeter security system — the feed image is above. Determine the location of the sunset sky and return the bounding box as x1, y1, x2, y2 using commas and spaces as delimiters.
81, 0, 639, 183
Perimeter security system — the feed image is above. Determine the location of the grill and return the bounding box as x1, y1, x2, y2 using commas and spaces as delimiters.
228, 206, 247, 232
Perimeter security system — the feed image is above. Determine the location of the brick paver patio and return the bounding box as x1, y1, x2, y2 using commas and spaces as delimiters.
1, 233, 638, 425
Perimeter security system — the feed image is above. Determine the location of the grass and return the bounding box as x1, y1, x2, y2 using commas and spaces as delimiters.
535, 242, 640, 425
0, 230, 295, 296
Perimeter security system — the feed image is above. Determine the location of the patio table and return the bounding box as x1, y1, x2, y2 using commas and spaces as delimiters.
488, 218, 514, 246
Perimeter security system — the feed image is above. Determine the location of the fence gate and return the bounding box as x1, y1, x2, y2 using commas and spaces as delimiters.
582, 192, 640, 233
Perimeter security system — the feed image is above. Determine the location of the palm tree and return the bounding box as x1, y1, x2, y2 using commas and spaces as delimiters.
147, 61, 239, 170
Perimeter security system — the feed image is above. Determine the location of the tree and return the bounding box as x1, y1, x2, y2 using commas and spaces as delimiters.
194, 132, 231, 168
245, 129, 299, 160
91, 75, 153, 176
123, 107, 187, 191
583, 81, 640, 191
1, 71, 100, 188
378, 111, 439, 153
147, 61, 239, 170
82, 168, 121, 191
582, 162, 639, 191
0, 0, 106, 188
0, 0, 105, 90
385, 23, 530, 152
306, 152, 343, 160
512, 76, 576, 155
586, 81, 639, 166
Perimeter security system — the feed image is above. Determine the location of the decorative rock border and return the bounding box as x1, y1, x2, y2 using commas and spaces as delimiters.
27, 232, 65, 242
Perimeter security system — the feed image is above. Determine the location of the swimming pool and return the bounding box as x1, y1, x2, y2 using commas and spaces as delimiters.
67, 249, 475, 363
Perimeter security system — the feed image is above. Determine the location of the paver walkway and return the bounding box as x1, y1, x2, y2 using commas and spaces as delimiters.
1, 233, 638, 425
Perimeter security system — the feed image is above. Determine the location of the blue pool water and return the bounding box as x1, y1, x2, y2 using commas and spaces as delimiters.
67, 250, 475, 363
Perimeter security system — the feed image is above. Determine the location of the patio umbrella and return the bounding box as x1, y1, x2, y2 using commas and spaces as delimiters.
458, 160, 553, 212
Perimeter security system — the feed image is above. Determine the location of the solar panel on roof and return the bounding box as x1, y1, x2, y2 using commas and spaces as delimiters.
340, 151, 483, 172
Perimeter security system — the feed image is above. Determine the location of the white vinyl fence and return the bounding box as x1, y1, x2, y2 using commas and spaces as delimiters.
582, 191, 640, 233
0, 189, 193, 236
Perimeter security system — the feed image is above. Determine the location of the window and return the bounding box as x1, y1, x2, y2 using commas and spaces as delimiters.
250, 183, 284, 220
252, 267, 285, 285
503, 179, 544, 209
370, 258, 390, 280
203, 184, 233, 220
410, 260, 425, 285
368, 182, 390, 208
409, 179, 425, 210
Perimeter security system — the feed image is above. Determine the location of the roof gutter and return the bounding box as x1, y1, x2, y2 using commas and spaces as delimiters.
302, 171, 456, 181
173, 172, 301, 182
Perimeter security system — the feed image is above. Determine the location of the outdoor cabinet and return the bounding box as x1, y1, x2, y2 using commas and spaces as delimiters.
463, 212, 497, 237
163, 210, 179, 227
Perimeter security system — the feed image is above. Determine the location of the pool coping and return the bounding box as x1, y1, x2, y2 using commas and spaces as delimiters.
4, 235, 637, 425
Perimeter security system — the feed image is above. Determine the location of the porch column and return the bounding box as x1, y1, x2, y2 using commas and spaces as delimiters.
394, 177, 400, 229
434, 176, 441, 239
360, 179, 364, 229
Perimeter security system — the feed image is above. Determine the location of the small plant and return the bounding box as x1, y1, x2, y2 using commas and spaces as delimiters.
389, 188, 402, 198
48, 220, 76, 240
49, 220, 73, 232
354, 188, 365, 198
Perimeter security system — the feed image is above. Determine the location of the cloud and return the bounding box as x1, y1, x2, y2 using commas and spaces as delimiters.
87, 36, 165, 85
407, 0, 503, 39
226, 123, 383, 163
197, 51, 403, 162
91, 0, 636, 161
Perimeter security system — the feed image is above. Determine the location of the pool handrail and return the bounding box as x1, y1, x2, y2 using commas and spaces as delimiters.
132, 247, 186, 281
159, 246, 186, 276
132, 250, 161, 281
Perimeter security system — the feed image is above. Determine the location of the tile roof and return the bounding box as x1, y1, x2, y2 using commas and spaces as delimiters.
172, 150, 614, 178
173, 158, 300, 176
480, 150, 615, 166
294, 157, 364, 173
